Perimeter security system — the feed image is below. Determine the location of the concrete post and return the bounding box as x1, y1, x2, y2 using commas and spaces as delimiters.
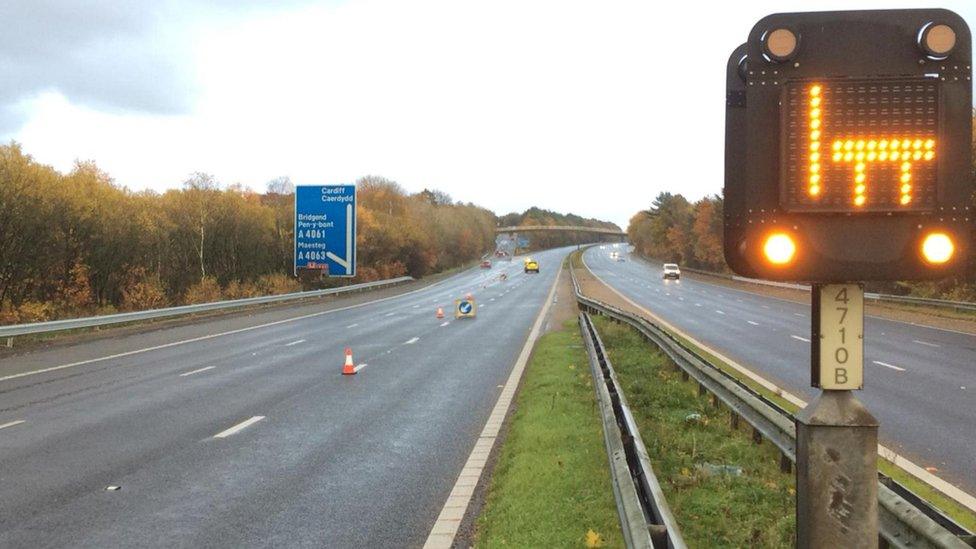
796, 390, 878, 548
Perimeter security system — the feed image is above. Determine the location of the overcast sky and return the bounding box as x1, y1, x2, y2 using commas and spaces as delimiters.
4, 1, 975, 228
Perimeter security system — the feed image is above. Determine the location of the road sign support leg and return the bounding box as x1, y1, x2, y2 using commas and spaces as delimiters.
796, 390, 878, 548
798, 282, 877, 547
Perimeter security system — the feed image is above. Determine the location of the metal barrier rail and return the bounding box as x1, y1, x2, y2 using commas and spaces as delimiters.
0, 276, 414, 340
570, 263, 975, 549
632, 254, 976, 313
580, 311, 686, 549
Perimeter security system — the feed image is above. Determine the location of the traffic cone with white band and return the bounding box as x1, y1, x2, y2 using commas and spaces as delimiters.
436, 307, 445, 319
342, 347, 356, 375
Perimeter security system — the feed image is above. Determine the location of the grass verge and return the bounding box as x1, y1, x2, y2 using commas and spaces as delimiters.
475, 320, 623, 548
668, 328, 976, 532
592, 316, 795, 548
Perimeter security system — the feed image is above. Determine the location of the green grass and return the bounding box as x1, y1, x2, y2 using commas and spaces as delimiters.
593, 316, 795, 548
475, 321, 623, 548
666, 325, 976, 532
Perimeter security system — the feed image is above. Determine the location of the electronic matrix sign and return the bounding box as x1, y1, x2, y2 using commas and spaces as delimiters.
724, 9, 972, 282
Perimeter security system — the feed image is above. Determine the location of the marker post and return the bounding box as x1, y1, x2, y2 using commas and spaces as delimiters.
796, 283, 878, 548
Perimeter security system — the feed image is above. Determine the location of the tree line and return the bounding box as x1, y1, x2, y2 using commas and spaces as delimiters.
627, 191, 975, 301
4, 143, 614, 323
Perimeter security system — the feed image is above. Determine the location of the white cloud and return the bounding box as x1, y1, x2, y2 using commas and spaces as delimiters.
11, 0, 976, 228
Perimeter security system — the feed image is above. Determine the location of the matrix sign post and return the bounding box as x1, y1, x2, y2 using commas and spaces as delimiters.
725, 9, 972, 548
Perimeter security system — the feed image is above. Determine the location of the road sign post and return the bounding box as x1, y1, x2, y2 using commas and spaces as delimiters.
725, 9, 972, 548
294, 185, 357, 278
798, 283, 878, 548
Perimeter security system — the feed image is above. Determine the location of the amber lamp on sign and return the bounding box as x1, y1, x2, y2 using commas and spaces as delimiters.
763, 233, 797, 265
921, 232, 954, 264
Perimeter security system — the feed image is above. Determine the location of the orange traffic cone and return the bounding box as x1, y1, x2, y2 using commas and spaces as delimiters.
342, 347, 356, 375
436, 307, 445, 319
465, 292, 474, 300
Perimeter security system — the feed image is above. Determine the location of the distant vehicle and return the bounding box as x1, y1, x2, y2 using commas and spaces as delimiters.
480, 260, 492, 269
662, 263, 681, 280
616, 255, 626, 262
609, 251, 618, 259
494, 250, 508, 257
524, 259, 540, 273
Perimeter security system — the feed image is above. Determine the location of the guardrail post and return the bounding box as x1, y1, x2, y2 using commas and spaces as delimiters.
796, 391, 878, 548
5, 337, 11, 348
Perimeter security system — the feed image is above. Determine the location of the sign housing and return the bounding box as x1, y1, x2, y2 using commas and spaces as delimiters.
724, 9, 972, 282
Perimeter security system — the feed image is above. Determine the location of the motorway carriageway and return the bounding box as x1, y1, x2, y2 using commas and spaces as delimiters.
0, 247, 570, 547
584, 246, 976, 497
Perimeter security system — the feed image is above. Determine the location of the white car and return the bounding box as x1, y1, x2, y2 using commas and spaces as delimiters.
662, 263, 681, 280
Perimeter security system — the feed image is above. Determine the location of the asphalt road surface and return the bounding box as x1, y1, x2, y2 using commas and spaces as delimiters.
585, 245, 976, 495
0, 248, 569, 548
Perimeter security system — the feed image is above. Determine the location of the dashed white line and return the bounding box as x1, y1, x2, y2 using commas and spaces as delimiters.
715, 310, 726, 315
179, 366, 216, 377
0, 420, 25, 431
405, 337, 420, 345
354, 363, 368, 373
284, 339, 306, 347
440, 321, 450, 327
793, 313, 805, 318
747, 320, 759, 326
695, 303, 702, 307
791, 335, 811, 343
385, 312, 396, 317
213, 416, 265, 438
912, 339, 941, 348
346, 323, 359, 329
873, 360, 906, 372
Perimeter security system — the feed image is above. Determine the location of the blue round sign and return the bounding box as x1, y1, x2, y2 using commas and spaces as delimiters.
458, 300, 473, 314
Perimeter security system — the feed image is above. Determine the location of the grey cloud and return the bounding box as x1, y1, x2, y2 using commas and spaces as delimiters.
0, 0, 317, 136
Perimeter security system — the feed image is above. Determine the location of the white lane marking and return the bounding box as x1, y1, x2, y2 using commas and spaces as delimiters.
793, 313, 805, 318
912, 339, 941, 348
405, 337, 419, 345
747, 321, 759, 326
213, 416, 265, 438
354, 363, 368, 373
695, 303, 702, 307
424, 259, 563, 548
413, 305, 420, 308
284, 339, 306, 347
385, 312, 396, 317
489, 298, 495, 302
762, 305, 771, 309
0, 420, 26, 431
791, 335, 811, 343
179, 366, 216, 377
440, 321, 450, 327
346, 323, 359, 329
873, 360, 906, 372
715, 310, 726, 315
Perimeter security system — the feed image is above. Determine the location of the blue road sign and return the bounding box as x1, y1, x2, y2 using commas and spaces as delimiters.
294, 184, 356, 277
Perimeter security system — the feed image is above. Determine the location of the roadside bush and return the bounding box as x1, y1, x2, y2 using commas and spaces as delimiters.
183, 276, 222, 304
14, 301, 56, 323
256, 273, 301, 295
121, 268, 169, 311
